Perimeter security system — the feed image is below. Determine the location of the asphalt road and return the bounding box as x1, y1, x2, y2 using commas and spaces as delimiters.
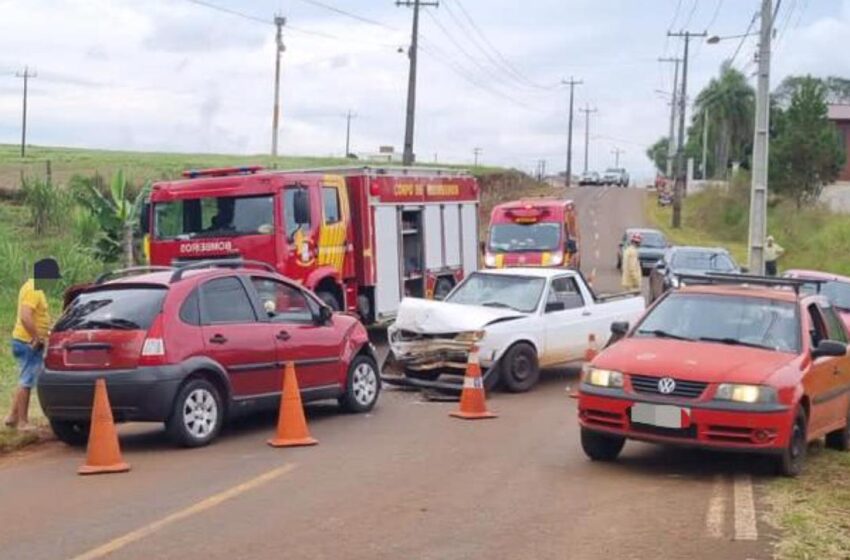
0, 187, 773, 560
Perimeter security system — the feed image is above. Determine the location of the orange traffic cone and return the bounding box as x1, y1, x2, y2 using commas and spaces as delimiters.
450, 346, 497, 420
584, 333, 600, 362
78, 379, 130, 475
268, 362, 318, 448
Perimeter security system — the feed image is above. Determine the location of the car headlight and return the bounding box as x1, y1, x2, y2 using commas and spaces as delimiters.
583, 367, 624, 388
484, 253, 497, 267
714, 384, 777, 404
669, 276, 680, 288
455, 330, 485, 343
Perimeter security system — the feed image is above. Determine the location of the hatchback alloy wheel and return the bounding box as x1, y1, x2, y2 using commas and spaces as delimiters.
183, 388, 218, 439
167, 378, 224, 447
352, 362, 378, 407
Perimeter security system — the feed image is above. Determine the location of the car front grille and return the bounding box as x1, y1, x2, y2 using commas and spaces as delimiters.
630, 374, 708, 399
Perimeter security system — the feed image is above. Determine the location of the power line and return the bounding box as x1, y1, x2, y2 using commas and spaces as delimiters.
183, 0, 271, 25
296, 0, 397, 30
668, 0, 685, 31
728, 10, 759, 68
706, 0, 724, 30
682, 0, 700, 29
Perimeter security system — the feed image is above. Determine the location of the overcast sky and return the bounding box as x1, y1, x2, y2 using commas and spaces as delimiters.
0, 0, 847, 180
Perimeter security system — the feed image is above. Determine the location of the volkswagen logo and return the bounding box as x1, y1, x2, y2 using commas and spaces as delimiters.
657, 377, 677, 395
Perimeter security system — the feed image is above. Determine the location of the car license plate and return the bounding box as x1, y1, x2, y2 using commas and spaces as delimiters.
631, 403, 690, 429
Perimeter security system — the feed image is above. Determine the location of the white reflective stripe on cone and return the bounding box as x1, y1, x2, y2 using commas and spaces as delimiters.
464, 376, 483, 389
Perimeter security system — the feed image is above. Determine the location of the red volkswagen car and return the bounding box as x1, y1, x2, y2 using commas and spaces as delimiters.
39, 261, 380, 448
578, 274, 850, 476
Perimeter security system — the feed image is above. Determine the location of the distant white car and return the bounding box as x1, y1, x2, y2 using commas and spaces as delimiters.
602, 168, 629, 187
384, 268, 645, 392
578, 171, 601, 186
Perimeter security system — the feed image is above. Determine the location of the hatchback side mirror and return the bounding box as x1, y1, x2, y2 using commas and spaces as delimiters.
611, 321, 630, 336
812, 339, 847, 360
316, 305, 333, 325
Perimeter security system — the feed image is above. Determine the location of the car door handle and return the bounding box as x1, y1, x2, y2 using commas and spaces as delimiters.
209, 334, 228, 344
276, 330, 291, 341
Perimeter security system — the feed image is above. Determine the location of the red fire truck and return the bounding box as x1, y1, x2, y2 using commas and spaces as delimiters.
483, 198, 581, 269
146, 166, 480, 324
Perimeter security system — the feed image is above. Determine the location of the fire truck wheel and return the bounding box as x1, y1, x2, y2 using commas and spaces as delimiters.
499, 342, 540, 393
434, 277, 454, 300
317, 290, 341, 311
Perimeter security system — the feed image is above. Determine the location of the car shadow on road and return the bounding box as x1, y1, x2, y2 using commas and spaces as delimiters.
607, 444, 779, 479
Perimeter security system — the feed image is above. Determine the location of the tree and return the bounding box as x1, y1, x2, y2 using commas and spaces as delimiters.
70, 170, 150, 265
770, 76, 846, 208
646, 137, 669, 175
688, 63, 755, 179
775, 75, 850, 106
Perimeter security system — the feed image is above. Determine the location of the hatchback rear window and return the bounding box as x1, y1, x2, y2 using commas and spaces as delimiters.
54, 287, 166, 332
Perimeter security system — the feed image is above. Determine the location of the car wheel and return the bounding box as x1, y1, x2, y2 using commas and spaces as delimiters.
317, 290, 341, 311
166, 378, 224, 448
49, 419, 90, 447
825, 406, 850, 451
499, 342, 540, 393
340, 355, 381, 413
433, 277, 454, 300
581, 428, 625, 461
776, 408, 808, 477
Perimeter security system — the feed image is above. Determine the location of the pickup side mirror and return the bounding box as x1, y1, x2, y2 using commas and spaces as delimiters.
611, 321, 630, 337
565, 239, 578, 254
545, 301, 566, 313
811, 339, 847, 360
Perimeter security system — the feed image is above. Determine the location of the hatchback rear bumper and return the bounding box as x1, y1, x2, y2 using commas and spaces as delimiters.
38, 366, 184, 423
578, 385, 794, 453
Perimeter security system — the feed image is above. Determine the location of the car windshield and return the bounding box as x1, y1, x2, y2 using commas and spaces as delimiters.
670, 250, 737, 272
154, 195, 274, 240
489, 223, 561, 253
446, 272, 545, 313
634, 293, 800, 353
54, 287, 167, 332
799, 280, 850, 310
633, 231, 666, 248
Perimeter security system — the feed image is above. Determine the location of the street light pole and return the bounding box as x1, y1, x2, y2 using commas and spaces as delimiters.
701, 106, 709, 179
561, 77, 582, 187
748, 0, 772, 274
271, 16, 286, 157
667, 30, 707, 229
16, 66, 36, 158
579, 104, 598, 174
658, 57, 681, 178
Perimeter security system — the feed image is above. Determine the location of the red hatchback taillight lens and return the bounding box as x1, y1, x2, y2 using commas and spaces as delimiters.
139, 314, 166, 366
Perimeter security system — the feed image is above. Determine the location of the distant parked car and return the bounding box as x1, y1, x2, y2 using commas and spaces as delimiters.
39, 262, 380, 448
617, 228, 669, 273
784, 269, 850, 331
578, 171, 601, 186
602, 168, 629, 187
648, 246, 741, 302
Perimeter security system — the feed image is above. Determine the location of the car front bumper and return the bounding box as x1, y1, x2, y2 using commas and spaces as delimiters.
38, 366, 185, 423
578, 385, 794, 453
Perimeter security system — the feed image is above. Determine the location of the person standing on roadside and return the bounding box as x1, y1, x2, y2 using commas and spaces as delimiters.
4, 258, 60, 430
621, 233, 642, 291
764, 235, 785, 277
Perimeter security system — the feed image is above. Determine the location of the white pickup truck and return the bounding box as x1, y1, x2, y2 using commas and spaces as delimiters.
384, 268, 645, 392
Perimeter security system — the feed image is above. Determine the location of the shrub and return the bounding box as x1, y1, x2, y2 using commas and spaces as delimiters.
19, 177, 67, 235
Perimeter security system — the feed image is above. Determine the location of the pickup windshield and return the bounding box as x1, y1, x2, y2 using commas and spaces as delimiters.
154, 195, 274, 240
634, 293, 800, 353
446, 272, 545, 313
489, 223, 561, 253
54, 288, 166, 332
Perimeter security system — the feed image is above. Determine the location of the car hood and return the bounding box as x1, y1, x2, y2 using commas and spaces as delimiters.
392, 297, 526, 334
594, 338, 798, 384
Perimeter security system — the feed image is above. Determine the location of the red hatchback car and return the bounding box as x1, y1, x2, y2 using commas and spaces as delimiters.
38, 261, 380, 447
578, 274, 850, 476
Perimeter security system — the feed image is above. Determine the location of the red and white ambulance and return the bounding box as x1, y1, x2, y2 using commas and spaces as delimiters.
146, 166, 480, 324
483, 199, 581, 270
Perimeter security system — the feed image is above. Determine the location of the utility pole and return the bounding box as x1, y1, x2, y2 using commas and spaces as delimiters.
658, 57, 681, 178
397, 0, 439, 166
748, 0, 772, 274
16, 66, 36, 158
344, 110, 357, 157
701, 106, 709, 179
561, 77, 582, 187
579, 104, 598, 174
667, 30, 707, 228
611, 147, 625, 168
271, 16, 286, 157
473, 147, 482, 167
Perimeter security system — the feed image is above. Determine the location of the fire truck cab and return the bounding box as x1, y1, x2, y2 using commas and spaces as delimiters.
483, 199, 580, 269
147, 166, 480, 324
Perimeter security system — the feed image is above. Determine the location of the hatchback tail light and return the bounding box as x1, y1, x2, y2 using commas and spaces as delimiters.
139, 314, 166, 366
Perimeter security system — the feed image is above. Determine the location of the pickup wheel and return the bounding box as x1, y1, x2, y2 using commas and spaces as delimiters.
776, 408, 808, 477
825, 406, 850, 451
499, 342, 540, 393
581, 428, 625, 461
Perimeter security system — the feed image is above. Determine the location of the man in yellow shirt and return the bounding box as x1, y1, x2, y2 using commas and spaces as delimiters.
5, 258, 60, 430
621, 233, 642, 292
764, 235, 785, 277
